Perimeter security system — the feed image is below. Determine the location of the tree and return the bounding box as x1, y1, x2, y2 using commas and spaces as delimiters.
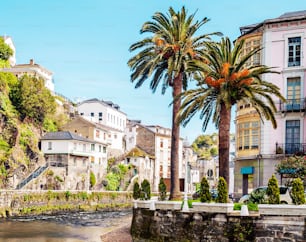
133, 181, 141, 200
216, 177, 228, 203
199, 176, 211, 202
158, 177, 167, 201
10, 75, 56, 125
140, 179, 151, 200
266, 174, 280, 204
177, 37, 285, 186
128, 6, 221, 199
291, 178, 305, 205
0, 37, 13, 68
89, 171, 96, 189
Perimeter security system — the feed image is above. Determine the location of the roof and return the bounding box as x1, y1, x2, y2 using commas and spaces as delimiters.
126, 146, 155, 159
78, 98, 125, 114
41, 131, 92, 142
239, 10, 306, 37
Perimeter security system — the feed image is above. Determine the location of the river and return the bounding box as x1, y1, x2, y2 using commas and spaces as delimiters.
0, 209, 132, 242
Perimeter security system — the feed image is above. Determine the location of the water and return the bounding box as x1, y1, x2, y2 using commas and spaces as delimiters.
0, 210, 132, 242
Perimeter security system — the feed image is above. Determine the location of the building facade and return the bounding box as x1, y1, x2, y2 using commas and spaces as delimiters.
235, 10, 306, 196
77, 98, 127, 157
125, 120, 184, 192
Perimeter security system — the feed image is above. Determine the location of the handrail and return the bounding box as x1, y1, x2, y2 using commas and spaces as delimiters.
15, 165, 48, 190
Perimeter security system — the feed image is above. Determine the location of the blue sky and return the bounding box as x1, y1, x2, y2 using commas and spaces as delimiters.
2, 0, 306, 142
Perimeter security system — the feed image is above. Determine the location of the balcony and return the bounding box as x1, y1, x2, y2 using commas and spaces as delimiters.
275, 142, 306, 155
276, 98, 306, 113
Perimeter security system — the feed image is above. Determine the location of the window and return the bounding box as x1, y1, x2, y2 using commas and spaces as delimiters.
99, 145, 102, 152
285, 120, 300, 154
238, 121, 260, 150
48, 142, 52, 150
80, 113, 84, 116
103, 146, 106, 153
287, 77, 301, 110
99, 112, 103, 121
288, 37, 301, 67
96, 130, 100, 138
91, 144, 95, 151
91, 112, 94, 117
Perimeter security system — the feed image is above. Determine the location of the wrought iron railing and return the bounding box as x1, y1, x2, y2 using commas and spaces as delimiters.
276, 98, 306, 112
275, 142, 306, 155
16, 165, 48, 189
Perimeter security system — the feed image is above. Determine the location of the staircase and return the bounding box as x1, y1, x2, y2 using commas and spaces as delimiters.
16, 165, 48, 189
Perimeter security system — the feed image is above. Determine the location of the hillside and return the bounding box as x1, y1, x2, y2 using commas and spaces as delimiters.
0, 72, 70, 189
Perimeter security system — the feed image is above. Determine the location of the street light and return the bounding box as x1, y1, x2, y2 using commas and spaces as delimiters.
182, 159, 189, 212
257, 154, 262, 187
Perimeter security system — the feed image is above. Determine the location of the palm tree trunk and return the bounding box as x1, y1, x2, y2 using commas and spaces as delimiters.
169, 74, 182, 200
219, 102, 231, 188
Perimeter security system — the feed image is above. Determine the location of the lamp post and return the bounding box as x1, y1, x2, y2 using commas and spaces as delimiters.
257, 154, 262, 187
182, 159, 189, 212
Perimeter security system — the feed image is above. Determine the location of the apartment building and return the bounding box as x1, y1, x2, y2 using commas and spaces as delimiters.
125, 120, 184, 192
77, 98, 127, 157
235, 10, 306, 196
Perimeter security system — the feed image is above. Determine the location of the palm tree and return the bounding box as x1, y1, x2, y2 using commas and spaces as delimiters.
127, 7, 221, 199
177, 37, 285, 186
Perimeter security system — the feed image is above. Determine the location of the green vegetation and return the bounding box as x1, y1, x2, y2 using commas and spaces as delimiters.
233, 203, 258, 211
216, 177, 228, 203
192, 134, 218, 159
266, 174, 280, 204
291, 178, 305, 205
133, 181, 141, 200
199, 176, 211, 202
128, 6, 220, 200
276, 156, 306, 183
158, 178, 167, 201
90, 171, 96, 188
140, 179, 151, 200
178, 37, 285, 190
105, 164, 131, 191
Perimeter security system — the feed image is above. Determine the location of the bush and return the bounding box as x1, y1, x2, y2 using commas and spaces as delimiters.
266, 174, 280, 204
216, 177, 228, 203
140, 179, 151, 200
90, 171, 96, 188
158, 178, 167, 201
133, 181, 141, 200
291, 178, 305, 205
199, 177, 211, 202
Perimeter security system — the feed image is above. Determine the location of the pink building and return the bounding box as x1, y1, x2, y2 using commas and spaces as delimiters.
235, 10, 306, 197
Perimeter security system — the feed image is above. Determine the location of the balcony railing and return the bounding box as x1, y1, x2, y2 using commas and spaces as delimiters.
276, 98, 306, 112
275, 142, 306, 155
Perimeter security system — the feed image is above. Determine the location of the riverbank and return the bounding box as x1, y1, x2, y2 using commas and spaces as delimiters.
100, 214, 132, 242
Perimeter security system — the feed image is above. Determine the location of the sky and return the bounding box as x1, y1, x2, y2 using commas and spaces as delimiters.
1, 0, 306, 142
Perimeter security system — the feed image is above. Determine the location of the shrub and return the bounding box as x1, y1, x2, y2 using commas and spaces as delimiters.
291, 178, 305, 205
199, 177, 211, 202
133, 181, 141, 200
216, 177, 228, 203
266, 174, 280, 204
158, 178, 167, 201
140, 179, 151, 200
249, 189, 266, 204
90, 171, 96, 188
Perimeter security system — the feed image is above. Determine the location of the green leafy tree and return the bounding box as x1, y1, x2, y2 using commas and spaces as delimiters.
199, 176, 211, 202
140, 179, 151, 200
133, 181, 141, 200
276, 156, 306, 181
291, 178, 305, 205
89, 171, 96, 189
266, 174, 280, 204
10, 75, 56, 125
0, 37, 13, 67
128, 7, 221, 200
158, 177, 167, 201
178, 37, 285, 187
216, 177, 228, 203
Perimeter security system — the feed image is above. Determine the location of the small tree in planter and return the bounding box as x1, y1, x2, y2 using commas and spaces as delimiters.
140, 179, 151, 200
199, 176, 211, 202
90, 171, 96, 189
216, 177, 228, 203
158, 177, 167, 201
266, 174, 280, 204
291, 178, 305, 205
133, 181, 141, 200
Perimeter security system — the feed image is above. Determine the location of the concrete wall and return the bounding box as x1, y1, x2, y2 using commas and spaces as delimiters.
131, 208, 306, 241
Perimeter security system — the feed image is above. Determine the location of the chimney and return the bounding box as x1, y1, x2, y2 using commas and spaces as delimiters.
29, 59, 34, 65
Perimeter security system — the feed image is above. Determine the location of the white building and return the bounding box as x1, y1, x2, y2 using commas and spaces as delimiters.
2, 35, 16, 66
77, 98, 127, 157
41, 131, 106, 190
0, 59, 54, 92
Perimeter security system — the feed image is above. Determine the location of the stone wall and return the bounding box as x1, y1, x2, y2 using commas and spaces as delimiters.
131, 208, 306, 241
0, 190, 133, 217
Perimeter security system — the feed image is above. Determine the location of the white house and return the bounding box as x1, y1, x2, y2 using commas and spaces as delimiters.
41, 131, 106, 190
77, 98, 127, 157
